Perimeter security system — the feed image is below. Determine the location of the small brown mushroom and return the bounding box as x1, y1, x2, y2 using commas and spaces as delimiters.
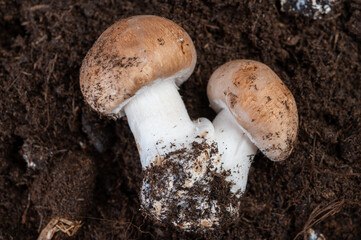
207, 59, 299, 162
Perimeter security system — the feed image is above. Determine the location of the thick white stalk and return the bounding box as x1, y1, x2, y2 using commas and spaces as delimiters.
124, 79, 209, 168
213, 108, 258, 196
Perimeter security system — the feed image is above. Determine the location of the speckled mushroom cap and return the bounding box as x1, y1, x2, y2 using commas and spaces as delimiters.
80, 15, 197, 116
207, 60, 298, 161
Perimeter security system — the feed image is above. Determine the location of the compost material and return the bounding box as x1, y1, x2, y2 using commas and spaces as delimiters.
0, 0, 360, 239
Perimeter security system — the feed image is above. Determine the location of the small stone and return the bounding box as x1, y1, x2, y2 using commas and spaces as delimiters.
21, 138, 50, 170
280, 0, 338, 19
307, 228, 326, 240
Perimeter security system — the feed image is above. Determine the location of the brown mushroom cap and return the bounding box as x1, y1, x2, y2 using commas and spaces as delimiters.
207, 60, 298, 161
80, 15, 196, 116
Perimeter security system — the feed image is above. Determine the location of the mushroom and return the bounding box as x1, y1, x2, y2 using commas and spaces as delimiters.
80, 16, 299, 231
207, 59, 299, 196
80, 15, 220, 230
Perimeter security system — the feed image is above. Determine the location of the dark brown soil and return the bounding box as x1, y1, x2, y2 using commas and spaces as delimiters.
30, 151, 96, 233
0, 0, 360, 239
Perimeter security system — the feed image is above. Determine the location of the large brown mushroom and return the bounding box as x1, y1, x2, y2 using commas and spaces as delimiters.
80, 15, 219, 230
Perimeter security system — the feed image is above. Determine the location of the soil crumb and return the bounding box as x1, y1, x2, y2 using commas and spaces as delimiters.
30, 151, 96, 238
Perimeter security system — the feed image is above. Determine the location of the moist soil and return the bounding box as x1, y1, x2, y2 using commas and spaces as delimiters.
0, 1, 360, 239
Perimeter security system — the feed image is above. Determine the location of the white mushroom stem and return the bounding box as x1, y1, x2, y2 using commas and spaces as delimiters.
124, 79, 214, 168
213, 108, 258, 196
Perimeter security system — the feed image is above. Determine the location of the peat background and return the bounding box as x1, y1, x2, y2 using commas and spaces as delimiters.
0, 0, 360, 239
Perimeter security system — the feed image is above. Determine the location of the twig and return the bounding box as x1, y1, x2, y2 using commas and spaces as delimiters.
293, 199, 344, 240
21, 194, 31, 224
29, 4, 50, 11
44, 54, 58, 129
37, 217, 82, 240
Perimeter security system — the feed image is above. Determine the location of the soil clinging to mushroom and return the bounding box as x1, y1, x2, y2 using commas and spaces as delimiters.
141, 139, 242, 231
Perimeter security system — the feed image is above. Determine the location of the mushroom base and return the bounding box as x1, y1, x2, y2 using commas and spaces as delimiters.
140, 138, 242, 231
123, 79, 256, 231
